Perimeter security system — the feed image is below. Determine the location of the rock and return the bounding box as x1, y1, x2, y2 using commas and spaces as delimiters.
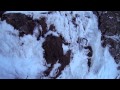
36, 17, 47, 37
1, 13, 35, 37
84, 46, 93, 69
43, 35, 63, 64
96, 11, 120, 63
43, 35, 71, 78
55, 50, 71, 78
49, 24, 56, 31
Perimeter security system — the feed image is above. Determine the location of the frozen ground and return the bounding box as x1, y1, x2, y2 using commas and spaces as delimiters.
0, 11, 119, 79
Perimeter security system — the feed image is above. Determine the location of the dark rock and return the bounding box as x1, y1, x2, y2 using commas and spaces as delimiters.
102, 37, 120, 64
117, 66, 120, 70
97, 11, 120, 63
43, 35, 71, 78
84, 46, 93, 57
56, 50, 71, 77
84, 46, 93, 69
72, 17, 78, 27
43, 35, 63, 64
49, 24, 56, 31
36, 17, 47, 37
1, 13, 35, 37
98, 11, 120, 36
60, 50, 71, 68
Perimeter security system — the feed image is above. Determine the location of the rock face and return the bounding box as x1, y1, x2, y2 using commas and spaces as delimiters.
43, 35, 71, 78
43, 35, 63, 65
1, 13, 35, 36
35, 17, 47, 37
95, 11, 120, 64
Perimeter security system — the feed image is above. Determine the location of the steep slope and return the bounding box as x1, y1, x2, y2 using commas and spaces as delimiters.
0, 11, 119, 79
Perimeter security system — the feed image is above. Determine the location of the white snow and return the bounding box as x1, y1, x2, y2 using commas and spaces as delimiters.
0, 21, 47, 79
49, 61, 61, 78
0, 11, 119, 79
105, 35, 120, 42
44, 31, 59, 37
62, 44, 69, 55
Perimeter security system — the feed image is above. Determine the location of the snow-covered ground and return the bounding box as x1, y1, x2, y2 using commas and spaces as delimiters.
0, 11, 119, 79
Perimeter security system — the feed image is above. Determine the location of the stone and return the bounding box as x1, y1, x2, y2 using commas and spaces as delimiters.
1, 13, 35, 37
43, 35, 71, 78
96, 11, 120, 63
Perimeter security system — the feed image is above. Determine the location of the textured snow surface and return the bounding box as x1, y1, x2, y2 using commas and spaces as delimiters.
0, 11, 119, 79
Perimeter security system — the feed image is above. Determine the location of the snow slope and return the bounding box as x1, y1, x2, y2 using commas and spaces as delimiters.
0, 11, 119, 79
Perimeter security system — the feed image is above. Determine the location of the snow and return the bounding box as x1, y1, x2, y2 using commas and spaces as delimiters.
44, 31, 59, 37
105, 35, 120, 42
62, 44, 69, 55
0, 21, 47, 79
0, 11, 119, 79
49, 61, 61, 78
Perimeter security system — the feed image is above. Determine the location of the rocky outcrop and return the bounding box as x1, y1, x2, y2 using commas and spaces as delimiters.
43, 35, 63, 65
1, 13, 35, 37
43, 35, 71, 78
94, 11, 120, 64
35, 17, 47, 37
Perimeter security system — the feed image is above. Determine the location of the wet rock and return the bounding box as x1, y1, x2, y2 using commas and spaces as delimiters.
1, 13, 35, 37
